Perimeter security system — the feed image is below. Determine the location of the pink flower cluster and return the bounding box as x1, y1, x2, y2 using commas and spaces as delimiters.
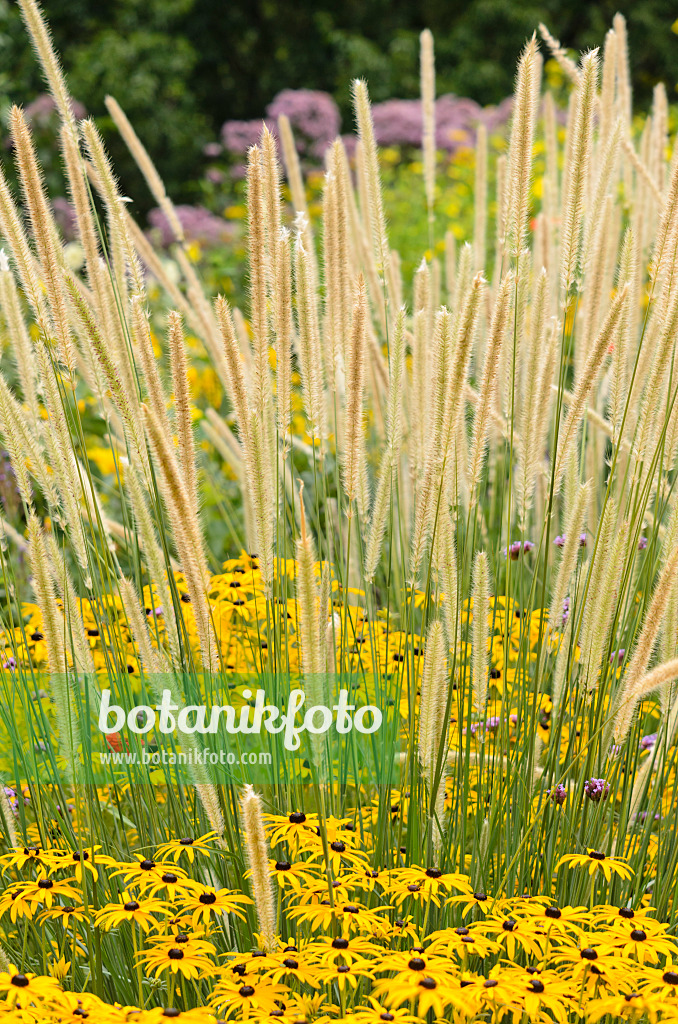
220, 90, 513, 162
222, 88, 340, 161
147, 205, 234, 248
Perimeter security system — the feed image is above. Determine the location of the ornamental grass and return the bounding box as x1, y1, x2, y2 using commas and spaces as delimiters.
0, 3, 677, 1021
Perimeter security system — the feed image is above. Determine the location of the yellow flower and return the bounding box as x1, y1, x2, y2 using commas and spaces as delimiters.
21, 873, 81, 909
95, 891, 169, 932
47, 956, 70, 981
39, 903, 89, 929
180, 884, 252, 928
556, 850, 635, 881
0, 964, 64, 1006
138, 941, 219, 979
211, 977, 290, 1018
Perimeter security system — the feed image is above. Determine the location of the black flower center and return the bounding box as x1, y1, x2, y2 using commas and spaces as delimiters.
288, 812, 306, 824
162, 873, 178, 884
199, 893, 217, 905
282, 959, 298, 970
425, 867, 442, 878
419, 977, 436, 990
239, 986, 256, 997
332, 938, 349, 949
10, 975, 29, 988
330, 841, 346, 852
545, 906, 561, 919
581, 948, 598, 961
484, 979, 498, 988
408, 958, 426, 971
528, 980, 545, 993
589, 851, 606, 861
631, 929, 647, 941
275, 861, 291, 871
168, 949, 184, 960
124, 901, 140, 912
140, 859, 155, 870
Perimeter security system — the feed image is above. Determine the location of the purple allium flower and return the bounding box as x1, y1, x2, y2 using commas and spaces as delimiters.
610, 648, 626, 665
485, 716, 501, 730
638, 536, 648, 550
554, 535, 565, 548
584, 777, 610, 802
522, 540, 534, 553
579, 532, 587, 547
548, 784, 567, 805
640, 733, 657, 751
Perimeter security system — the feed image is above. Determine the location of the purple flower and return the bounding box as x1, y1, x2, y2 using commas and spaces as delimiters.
205, 168, 226, 185
640, 733, 657, 751
267, 89, 340, 158
509, 714, 518, 726
24, 93, 86, 126
2, 657, 16, 672
485, 716, 501, 730
548, 784, 567, 805
221, 117, 273, 155
638, 536, 648, 550
504, 540, 533, 559
52, 198, 78, 241
584, 777, 610, 802
147, 205, 233, 249
203, 142, 223, 158
554, 535, 565, 548
579, 533, 587, 547
222, 89, 340, 162
610, 648, 626, 665
561, 596, 570, 628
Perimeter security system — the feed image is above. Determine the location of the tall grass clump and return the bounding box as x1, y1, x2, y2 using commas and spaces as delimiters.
0, 4, 677, 1021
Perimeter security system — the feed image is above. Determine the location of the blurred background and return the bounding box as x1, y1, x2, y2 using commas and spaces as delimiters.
0, 0, 675, 289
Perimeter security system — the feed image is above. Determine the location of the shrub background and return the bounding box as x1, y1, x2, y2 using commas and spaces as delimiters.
0, 0, 675, 212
